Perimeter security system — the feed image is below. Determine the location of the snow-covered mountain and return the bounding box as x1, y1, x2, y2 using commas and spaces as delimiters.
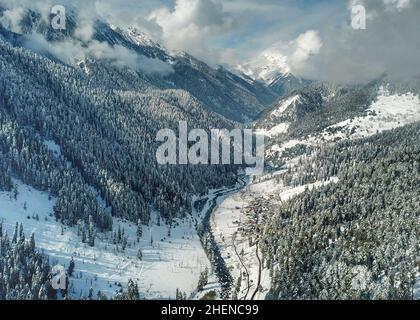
0, 5, 254, 299
206, 79, 420, 300
0, 6, 278, 122
238, 51, 290, 84
237, 51, 310, 96
255, 78, 420, 163
0, 4, 419, 302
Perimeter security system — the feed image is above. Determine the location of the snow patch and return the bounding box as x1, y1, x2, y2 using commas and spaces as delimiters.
44, 140, 62, 158
322, 87, 420, 141
271, 95, 300, 117
258, 123, 289, 137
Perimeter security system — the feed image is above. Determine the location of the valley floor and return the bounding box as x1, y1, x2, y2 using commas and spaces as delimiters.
210, 171, 339, 300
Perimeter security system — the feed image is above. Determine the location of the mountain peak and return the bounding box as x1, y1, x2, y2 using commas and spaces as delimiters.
237, 51, 291, 85
125, 27, 162, 49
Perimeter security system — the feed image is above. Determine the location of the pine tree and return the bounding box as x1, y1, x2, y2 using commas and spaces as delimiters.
12, 222, 18, 243
126, 279, 139, 300
97, 290, 107, 300
67, 257, 75, 276
18, 223, 25, 243
88, 215, 95, 247
29, 232, 35, 252
137, 249, 143, 260
136, 219, 142, 242
197, 267, 209, 291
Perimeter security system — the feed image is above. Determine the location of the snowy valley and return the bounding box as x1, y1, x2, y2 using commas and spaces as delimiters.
0, 1, 419, 302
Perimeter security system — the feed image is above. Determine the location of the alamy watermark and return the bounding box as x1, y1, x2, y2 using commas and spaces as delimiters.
51, 264, 67, 290
51, 5, 66, 30
156, 121, 265, 175
351, 4, 367, 30
48, 3, 366, 32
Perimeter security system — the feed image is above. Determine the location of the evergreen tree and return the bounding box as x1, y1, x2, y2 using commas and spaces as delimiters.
126, 279, 140, 300
197, 267, 209, 291
67, 257, 75, 277
136, 219, 142, 242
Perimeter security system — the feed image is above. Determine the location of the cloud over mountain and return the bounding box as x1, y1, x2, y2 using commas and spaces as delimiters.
293, 0, 420, 83
0, 0, 418, 83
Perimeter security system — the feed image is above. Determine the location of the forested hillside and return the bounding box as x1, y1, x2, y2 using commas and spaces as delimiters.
0, 6, 272, 299
0, 32, 241, 230
0, 222, 54, 300
257, 123, 420, 299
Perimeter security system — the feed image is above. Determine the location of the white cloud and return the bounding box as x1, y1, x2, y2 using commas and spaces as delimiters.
289, 30, 323, 72
149, 0, 234, 65
383, 0, 411, 10
295, 0, 420, 83
241, 30, 322, 80
0, 0, 173, 75
0, 7, 25, 33
1, 0, 418, 82
23, 33, 173, 75
74, 21, 94, 42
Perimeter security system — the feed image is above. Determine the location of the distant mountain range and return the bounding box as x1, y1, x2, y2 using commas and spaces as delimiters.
0, 6, 286, 122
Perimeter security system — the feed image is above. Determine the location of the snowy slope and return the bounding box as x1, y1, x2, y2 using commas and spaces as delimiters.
267, 86, 420, 160
257, 123, 290, 137
0, 179, 210, 299
210, 172, 338, 300
325, 87, 420, 140
270, 95, 301, 117
257, 95, 301, 137
218, 86, 420, 300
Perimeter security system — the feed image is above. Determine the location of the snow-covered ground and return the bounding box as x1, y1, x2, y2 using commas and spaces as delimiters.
2, 85, 418, 300
257, 123, 289, 138
44, 140, 62, 157
270, 95, 300, 117
267, 87, 420, 159
257, 95, 299, 138
210, 171, 338, 300
216, 86, 420, 299
0, 179, 210, 299
322, 87, 420, 141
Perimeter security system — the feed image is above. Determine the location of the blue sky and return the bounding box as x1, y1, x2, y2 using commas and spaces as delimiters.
216, 0, 347, 59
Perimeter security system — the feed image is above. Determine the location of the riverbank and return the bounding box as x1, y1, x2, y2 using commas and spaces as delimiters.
191, 175, 249, 299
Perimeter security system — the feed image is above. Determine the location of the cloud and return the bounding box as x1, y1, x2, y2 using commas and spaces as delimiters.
149, 0, 235, 66
288, 30, 323, 71
23, 33, 173, 75
241, 30, 322, 79
0, 0, 173, 75
383, 0, 411, 10
0, 7, 25, 33
1, 0, 418, 83
293, 0, 420, 83
74, 21, 94, 42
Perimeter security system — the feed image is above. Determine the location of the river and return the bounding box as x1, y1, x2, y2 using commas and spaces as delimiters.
194, 175, 248, 299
